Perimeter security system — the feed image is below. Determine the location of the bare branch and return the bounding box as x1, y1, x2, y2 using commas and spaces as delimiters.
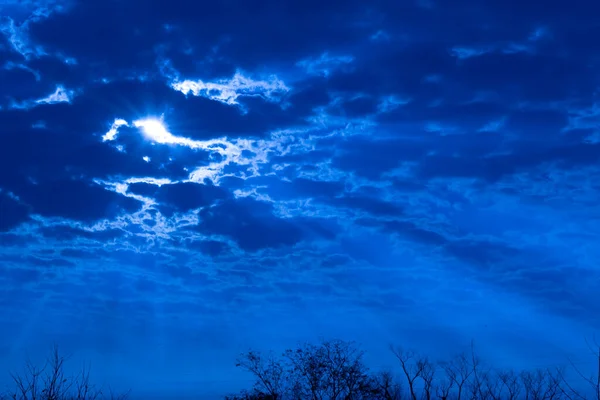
390, 346, 426, 400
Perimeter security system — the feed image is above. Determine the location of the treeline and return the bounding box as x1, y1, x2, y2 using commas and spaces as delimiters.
0, 345, 128, 400
2, 340, 599, 399
227, 339, 600, 400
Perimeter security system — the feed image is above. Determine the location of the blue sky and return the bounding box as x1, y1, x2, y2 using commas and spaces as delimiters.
1, 0, 600, 398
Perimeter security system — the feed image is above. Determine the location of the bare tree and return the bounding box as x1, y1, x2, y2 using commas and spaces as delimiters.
236, 351, 287, 400
434, 375, 453, 400
440, 353, 473, 400
520, 368, 564, 400
481, 370, 504, 400
420, 360, 435, 400
235, 339, 376, 400
497, 369, 522, 400
390, 347, 427, 400
10, 345, 73, 400
563, 338, 600, 400
371, 370, 403, 400
466, 341, 491, 400
284, 339, 373, 400
8, 345, 128, 400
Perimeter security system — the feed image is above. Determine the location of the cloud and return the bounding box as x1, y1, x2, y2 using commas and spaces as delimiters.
0, 1, 69, 59
8, 84, 74, 109
2, 60, 40, 80
102, 118, 128, 141
2, 0, 600, 396
478, 117, 507, 133
15, 179, 141, 222
127, 181, 229, 213
170, 71, 289, 107
562, 103, 600, 137
0, 190, 30, 231
296, 52, 354, 77
450, 46, 492, 60
195, 197, 304, 252
35, 84, 74, 104
450, 27, 552, 60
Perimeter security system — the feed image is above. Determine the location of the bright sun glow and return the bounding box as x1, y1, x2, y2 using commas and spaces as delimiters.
133, 118, 172, 143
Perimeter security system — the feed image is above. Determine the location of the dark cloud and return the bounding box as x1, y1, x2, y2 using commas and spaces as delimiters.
332, 137, 428, 179
0, 266, 43, 284
330, 96, 380, 118
0, 232, 36, 246
357, 218, 447, 246
23, 255, 76, 268
14, 179, 140, 222
39, 225, 125, 242
251, 176, 344, 201
417, 142, 600, 182
196, 198, 303, 251
27, 0, 375, 72
0, 191, 30, 231
0, 116, 194, 190
184, 239, 229, 257
326, 195, 404, 217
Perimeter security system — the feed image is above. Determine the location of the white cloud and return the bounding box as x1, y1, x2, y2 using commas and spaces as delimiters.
103, 117, 268, 184
170, 71, 289, 106
36, 85, 74, 104
102, 118, 129, 142
8, 85, 75, 109
105, 116, 240, 154
100, 116, 324, 190
188, 137, 271, 184
124, 177, 174, 186
133, 118, 213, 149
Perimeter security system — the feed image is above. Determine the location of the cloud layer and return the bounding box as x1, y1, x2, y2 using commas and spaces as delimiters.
1, 0, 600, 397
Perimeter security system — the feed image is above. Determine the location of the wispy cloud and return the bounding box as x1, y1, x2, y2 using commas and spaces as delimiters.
296, 52, 354, 77
478, 117, 507, 133
3, 60, 40, 80
35, 85, 74, 104
450, 27, 551, 60
450, 46, 492, 60
170, 71, 289, 106
9, 85, 75, 109
0, 1, 69, 59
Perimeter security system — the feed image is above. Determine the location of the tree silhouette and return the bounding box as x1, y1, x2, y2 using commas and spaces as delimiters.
232, 339, 384, 400
4, 345, 129, 400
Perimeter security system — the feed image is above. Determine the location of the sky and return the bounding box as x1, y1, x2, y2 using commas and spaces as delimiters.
1, 0, 600, 398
